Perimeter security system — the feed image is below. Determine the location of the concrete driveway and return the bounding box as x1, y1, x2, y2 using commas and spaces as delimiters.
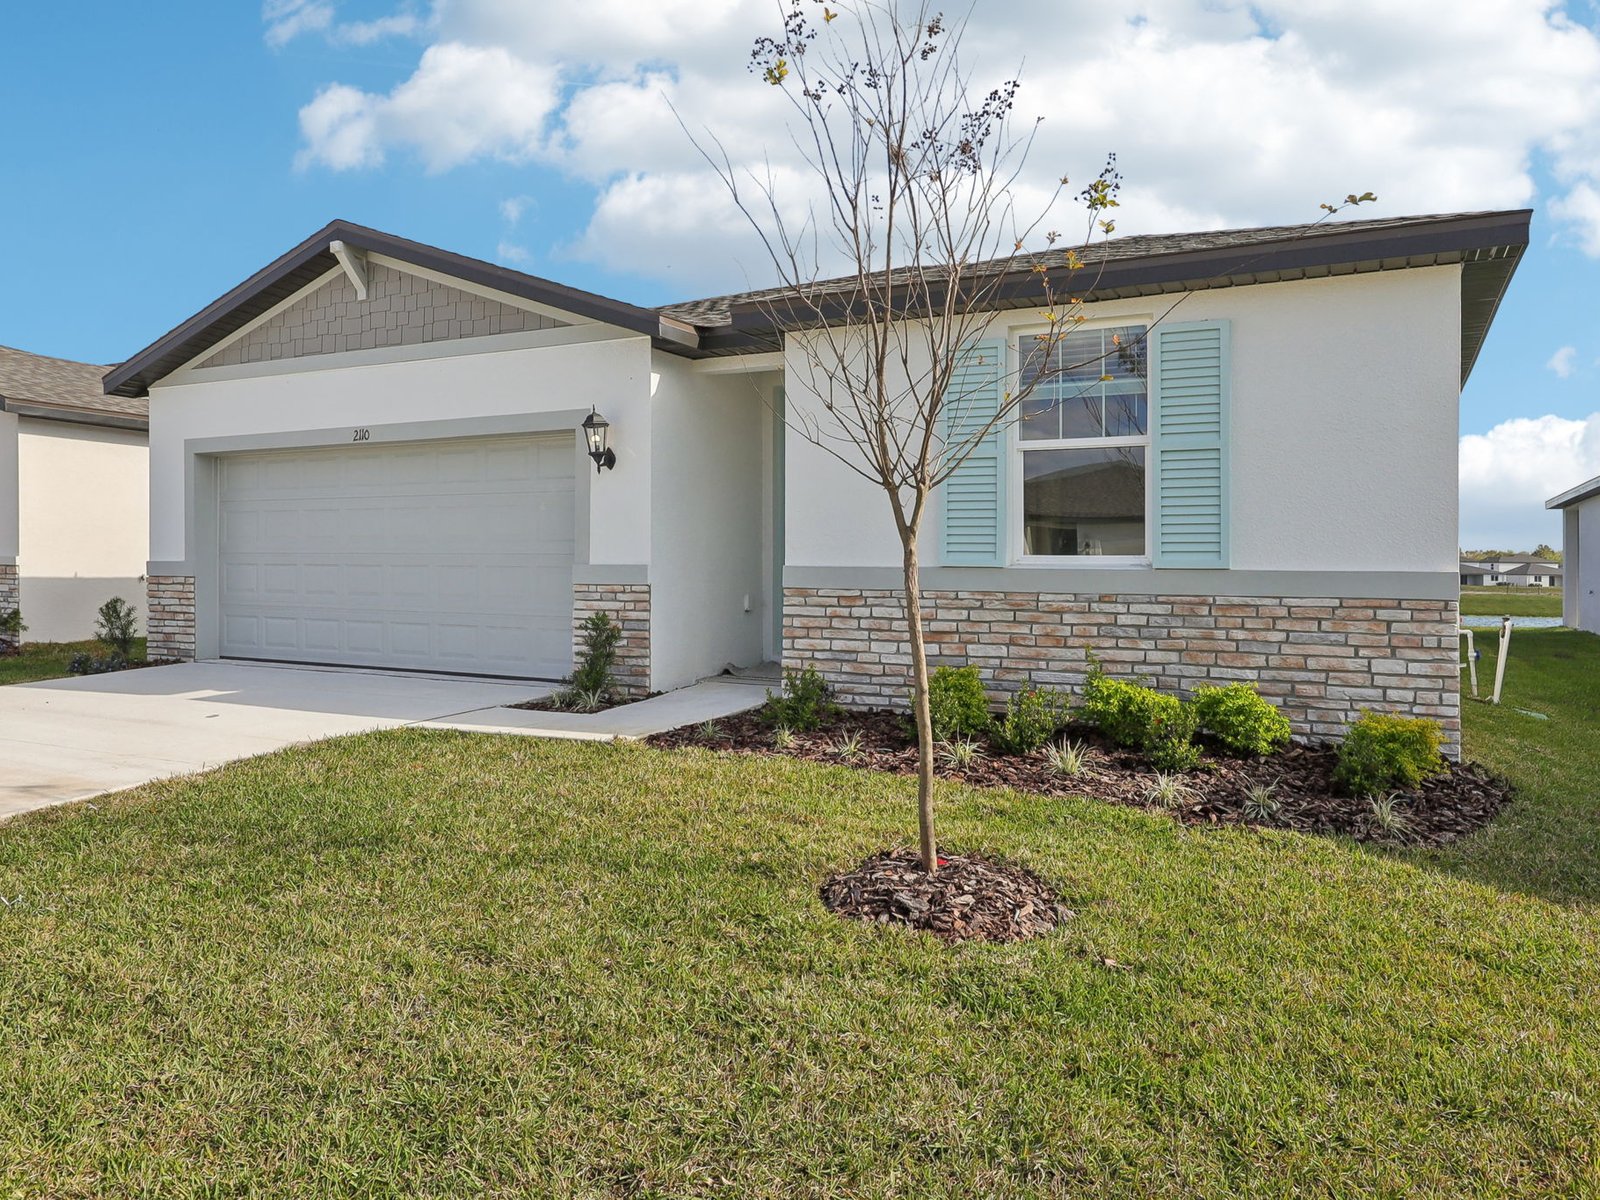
0, 662, 547, 821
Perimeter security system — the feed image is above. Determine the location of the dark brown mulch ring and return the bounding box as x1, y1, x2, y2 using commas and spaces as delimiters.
821, 850, 1073, 943
648, 708, 1515, 847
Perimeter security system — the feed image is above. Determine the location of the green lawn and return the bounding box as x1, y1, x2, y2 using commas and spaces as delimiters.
1459, 587, 1564, 618
0, 635, 1597, 1196
0, 639, 148, 686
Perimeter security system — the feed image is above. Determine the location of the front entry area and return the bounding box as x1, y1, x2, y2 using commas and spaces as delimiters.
216, 433, 576, 678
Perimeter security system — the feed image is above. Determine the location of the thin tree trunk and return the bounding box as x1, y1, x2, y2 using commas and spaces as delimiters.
901, 530, 937, 873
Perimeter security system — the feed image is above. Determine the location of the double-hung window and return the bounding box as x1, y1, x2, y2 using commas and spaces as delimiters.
1016, 323, 1149, 560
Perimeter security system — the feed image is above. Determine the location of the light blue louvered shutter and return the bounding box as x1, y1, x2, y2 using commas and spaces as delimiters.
940, 339, 1008, 565
1151, 321, 1231, 568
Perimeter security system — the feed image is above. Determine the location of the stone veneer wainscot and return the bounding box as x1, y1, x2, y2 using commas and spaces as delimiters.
573, 583, 651, 696
147, 576, 197, 663
0, 564, 18, 651
783, 588, 1461, 752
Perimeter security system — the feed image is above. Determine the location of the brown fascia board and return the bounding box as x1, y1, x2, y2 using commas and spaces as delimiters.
0, 396, 148, 433
104, 220, 706, 398
703, 210, 1532, 385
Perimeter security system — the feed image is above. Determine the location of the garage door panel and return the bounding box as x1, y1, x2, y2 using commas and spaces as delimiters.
218, 434, 574, 677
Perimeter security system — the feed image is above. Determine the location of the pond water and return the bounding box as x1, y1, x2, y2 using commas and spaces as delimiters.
1459, 616, 1565, 629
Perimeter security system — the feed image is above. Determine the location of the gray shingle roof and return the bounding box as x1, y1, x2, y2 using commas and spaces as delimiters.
0, 344, 147, 428
657, 210, 1518, 328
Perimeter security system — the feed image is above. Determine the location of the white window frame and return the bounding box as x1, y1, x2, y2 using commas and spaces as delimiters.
1007, 316, 1154, 567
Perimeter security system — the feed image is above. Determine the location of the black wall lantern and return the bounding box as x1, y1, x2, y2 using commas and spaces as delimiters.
582, 407, 616, 473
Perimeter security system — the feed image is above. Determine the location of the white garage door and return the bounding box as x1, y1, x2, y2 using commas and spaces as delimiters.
218, 435, 575, 678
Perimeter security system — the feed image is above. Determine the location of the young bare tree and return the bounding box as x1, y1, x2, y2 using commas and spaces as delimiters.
699, 1, 1371, 874
697, 0, 1114, 872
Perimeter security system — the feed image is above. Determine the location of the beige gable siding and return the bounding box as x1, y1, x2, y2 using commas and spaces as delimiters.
201, 262, 565, 368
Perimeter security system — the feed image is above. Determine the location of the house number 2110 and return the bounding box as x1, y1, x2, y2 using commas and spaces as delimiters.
352, 428, 371, 442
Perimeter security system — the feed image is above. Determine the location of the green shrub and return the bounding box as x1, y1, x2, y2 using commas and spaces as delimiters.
1145, 703, 1203, 772
1192, 683, 1292, 756
926, 665, 992, 741
764, 665, 837, 732
1082, 663, 1182, 749
1333, 711, 1447, 798
990, 687, 1067, 755
569, 612, 622, 698
95, 597, 138, 658
1082, 659, 1202, 770
0, 608, 25, 642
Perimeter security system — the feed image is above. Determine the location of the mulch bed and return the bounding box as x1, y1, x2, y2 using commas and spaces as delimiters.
511, 691, 659, 714
820, 849, 1073, 943
647, 708, 1514, 847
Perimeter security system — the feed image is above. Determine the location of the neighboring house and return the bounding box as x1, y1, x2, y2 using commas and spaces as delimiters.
1548, 476, 1600, 633
1459, 553, 1562, 586
1501, 562, 1563, 587
104, 209, 1529, 753
0, 346, 149, 645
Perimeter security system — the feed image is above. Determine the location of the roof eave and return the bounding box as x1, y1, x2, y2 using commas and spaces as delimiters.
1547, 475, 1600, 510
104, 221, 706, 398
0, 396, 148, 433
697, 210, 1532, 381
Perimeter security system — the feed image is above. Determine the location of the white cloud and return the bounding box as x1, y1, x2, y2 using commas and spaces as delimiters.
264, 0, 333, 48
283, 1, 1600, 291
499, 195, 535, 225
496, 240, 530, 265
265, 0, 424, 47
1459, 412, 1600, 547
332, 13, 423, 45
296, 43, 559, 173
1548, 345, 1579, 378
1550, 180, 1600, 255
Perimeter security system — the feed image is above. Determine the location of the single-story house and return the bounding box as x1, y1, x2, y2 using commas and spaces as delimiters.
1548, 476, 1599, 633
104, 209, 1530, 752
1459, 554, 1562, 587
0, 345, 149, 645
1501, 561, 1562, 587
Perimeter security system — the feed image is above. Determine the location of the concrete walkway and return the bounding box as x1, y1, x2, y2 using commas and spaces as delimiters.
0, 661, 766, 822
422, 677, 769, 739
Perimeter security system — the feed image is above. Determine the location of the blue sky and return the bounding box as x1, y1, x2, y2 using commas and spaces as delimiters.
3, 1, 1597, 548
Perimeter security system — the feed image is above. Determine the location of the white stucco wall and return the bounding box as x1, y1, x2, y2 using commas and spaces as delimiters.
1566, 500, 1600, 634
15, 418, 149, 642
148, 328, 655, 569
149, 321, 778, 688
0, 412, 18, 561
784, 265, 1464, 581
647, 356, 769, 689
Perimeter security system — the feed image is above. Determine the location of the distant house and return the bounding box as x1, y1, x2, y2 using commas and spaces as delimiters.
1459, 554, 1562, 587
1547, 476, 1599, 633
0, 346, 149, 645
1502, 562, 1563, 587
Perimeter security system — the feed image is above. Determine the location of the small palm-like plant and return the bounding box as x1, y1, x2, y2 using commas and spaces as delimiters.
1144, 772, 1195, 810
570, 687, 607, 714
834, 730, 865, 762
698, 719, 721, 739
772, 725, 797, 751
937, 737, 983, 770
1242, 782, 1281, 821
1368, 792, 1414, 838
1044, 740, 1088, 777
